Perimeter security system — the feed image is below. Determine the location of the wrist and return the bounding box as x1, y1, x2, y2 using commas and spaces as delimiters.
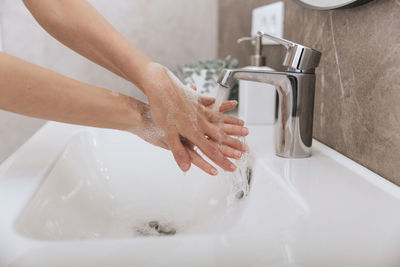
137, 62, 169, 97
126, 98, 167, 146
123, 97, 149, 132
123, 56, 158, 92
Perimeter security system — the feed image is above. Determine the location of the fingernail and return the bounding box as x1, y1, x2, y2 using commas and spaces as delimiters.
238, 119, 244, 125
241, 127, 249, 135
210, 167, 218, 175
234, 150, 242, 158
180, 163, 190, 171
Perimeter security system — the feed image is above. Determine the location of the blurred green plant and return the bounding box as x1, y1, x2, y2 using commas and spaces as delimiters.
173, 56, 239, 101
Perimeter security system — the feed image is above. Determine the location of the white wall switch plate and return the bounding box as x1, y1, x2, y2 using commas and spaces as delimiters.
252, 1, 284, 45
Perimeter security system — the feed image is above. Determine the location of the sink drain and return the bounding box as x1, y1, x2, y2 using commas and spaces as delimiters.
133, 221, 177, 237
235, 167, 252, 200
148, 221, 176, 235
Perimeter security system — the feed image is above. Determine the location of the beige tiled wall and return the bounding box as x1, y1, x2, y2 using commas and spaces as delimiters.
0, 0, 217, 163
218, 0, 400, 185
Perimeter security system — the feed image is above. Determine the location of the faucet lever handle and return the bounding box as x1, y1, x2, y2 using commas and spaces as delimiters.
257, 31, 321, 73
257, 32, 294, 48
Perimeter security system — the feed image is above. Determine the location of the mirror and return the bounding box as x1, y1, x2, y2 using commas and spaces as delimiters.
292, 0, 373, 10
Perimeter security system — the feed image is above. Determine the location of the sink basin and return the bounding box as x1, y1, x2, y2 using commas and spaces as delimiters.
0, 122, 399, 267
15, 130, 244, 240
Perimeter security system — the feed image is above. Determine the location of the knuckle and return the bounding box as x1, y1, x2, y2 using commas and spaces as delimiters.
216, 143, 224, 151
198, 104, 207, 113
213, 131, 223, 142
206, 108, 216, 118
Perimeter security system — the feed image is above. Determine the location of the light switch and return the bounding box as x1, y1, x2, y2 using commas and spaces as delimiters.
251, 2, 284, 45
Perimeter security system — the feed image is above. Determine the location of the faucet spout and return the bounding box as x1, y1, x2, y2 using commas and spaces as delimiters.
217, 68, 316, 158
218, 69, 290, 92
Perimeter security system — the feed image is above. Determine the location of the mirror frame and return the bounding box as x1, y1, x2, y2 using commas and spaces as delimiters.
292, 0, 373, 10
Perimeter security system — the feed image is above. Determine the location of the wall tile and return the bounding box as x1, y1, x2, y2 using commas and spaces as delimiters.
218, 0, 400, 185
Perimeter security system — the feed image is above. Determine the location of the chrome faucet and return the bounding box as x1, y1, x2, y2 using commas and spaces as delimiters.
218, 32, 321, 158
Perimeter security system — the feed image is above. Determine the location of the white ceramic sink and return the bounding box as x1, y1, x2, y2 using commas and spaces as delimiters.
0, 122, 399, 267
14, 130, 244, 241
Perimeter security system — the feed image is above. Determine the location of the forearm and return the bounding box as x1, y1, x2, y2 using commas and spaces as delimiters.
21, 0, 249, 174
23, 0, 151, 90
0, 52, 145, 131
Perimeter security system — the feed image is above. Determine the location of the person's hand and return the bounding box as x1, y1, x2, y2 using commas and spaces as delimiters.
129, 95, 247, 175
137, 63, 248, 175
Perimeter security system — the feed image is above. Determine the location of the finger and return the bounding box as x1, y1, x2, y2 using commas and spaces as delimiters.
223, 135, 246, 152
221, 124, 249, 136
186, 146, 218, 176
204, 123, 246, 152
187, 135, 242, 160
205, 109, 244, 126
198, 116, 246, 151
199, 96, 215, 107
215, 142, 243, 159
219, 100, 238, 112
187, 131, 236, 171
167, 133, 191, 172
219, 113, 244, 126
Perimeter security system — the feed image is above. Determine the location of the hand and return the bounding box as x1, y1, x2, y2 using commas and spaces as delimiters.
130, 96, 247, 175
137, 63, 248, 175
